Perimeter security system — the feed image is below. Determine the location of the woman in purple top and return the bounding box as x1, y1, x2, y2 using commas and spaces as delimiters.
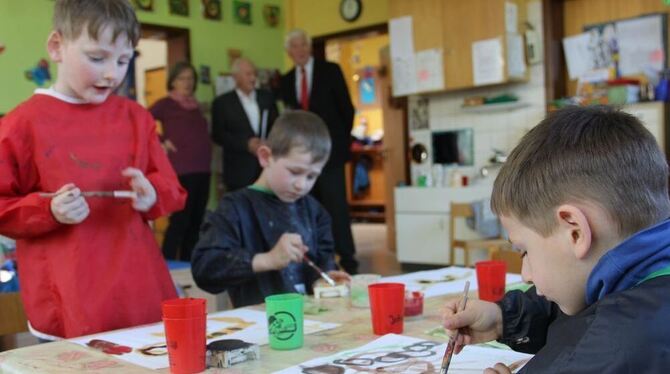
150, 62, 212, 262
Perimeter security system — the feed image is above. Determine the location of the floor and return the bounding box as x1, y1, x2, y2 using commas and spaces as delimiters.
351, 223, 402, 276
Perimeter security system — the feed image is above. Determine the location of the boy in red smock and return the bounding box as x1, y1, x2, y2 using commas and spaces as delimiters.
0, 0, 186, 339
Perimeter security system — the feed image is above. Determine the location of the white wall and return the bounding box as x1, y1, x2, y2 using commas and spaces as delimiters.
135, 38, 168, 107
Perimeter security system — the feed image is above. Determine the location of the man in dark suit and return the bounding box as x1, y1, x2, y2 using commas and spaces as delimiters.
280, 29, 358, 274
212, 58, 278, 191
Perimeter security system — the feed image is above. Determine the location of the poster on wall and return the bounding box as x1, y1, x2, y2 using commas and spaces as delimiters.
132, 0, 153, 11
202, 0, 221, 20
263, 5, 280, 28
169, 0, 189, 17
234, 1, 252, 25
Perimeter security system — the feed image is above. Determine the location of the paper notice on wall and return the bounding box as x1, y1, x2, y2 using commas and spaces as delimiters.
507, 33, 527, 78
616, 15, 665, 76
415, 48, 444, 92
562, 32, 594, 80
392, 55, 417, 96
389, 16, 415, 59
472, 37, 505, 86
505, 1, 518, 33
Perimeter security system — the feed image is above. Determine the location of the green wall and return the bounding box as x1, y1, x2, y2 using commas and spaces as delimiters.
0, 0, 286, 114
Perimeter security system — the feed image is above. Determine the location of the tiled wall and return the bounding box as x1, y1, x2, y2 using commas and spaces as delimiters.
409, 63, 547, 185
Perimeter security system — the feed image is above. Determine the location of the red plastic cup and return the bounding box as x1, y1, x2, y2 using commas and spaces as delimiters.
368, 283, 405, 335
162, 298, 206, 318
162, 298, 207, 374
476, 260, 507, 302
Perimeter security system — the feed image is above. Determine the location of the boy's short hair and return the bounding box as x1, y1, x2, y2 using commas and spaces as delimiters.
492, 105, 670, 237
266, 111, 331, 164
167, 61, 198, 93
53, 0, 140, 46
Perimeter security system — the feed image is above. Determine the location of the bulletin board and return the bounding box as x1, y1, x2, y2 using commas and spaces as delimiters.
583, 13, 667, 77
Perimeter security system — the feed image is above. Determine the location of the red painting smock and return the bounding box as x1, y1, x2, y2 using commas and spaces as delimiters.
0, 92, 187, 338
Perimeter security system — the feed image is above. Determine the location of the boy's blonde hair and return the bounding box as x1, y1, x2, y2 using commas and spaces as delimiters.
53, 0, 140, 46
492, 105, 670, 238
266, 111, 331, 164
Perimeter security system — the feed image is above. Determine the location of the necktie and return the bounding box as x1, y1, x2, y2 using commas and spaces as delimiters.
300, 66, 309, 110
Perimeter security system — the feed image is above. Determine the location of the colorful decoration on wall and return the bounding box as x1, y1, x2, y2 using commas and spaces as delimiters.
133, 0, 153, 11
25, 58, 51, 86
202, 0, 221, 20
233, 1, 251, 25
169, 0, 189, 17
263, 5, 280, 27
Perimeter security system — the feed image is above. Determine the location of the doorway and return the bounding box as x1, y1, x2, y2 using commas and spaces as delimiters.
135, 24, 191, 247
135, 24, 190, 108
313, 25, 409, 256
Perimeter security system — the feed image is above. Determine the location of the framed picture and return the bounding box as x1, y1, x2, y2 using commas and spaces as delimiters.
202, 0, 221, 20
263, 5, 280, 28
169, 0, 189, 17
133, 0, 153, 11
233, 1, 251, 25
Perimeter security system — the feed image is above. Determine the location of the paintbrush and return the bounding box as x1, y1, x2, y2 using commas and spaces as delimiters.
303, 254, 337, 287
39, 190, 137, 199
439, 280, 470, 374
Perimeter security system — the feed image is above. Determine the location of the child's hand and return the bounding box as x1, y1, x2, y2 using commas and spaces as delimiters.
327, 270, 352, 283
50, 183, 90, 224
257, 233, 307, 271
122, 168, 157, 212
484, 363, 512, 374
442, 298, 503, 354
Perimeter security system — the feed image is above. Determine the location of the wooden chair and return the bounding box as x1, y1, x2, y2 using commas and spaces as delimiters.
449, 202, 509, 267
0, 292, 28, 336
489, 246, 523, 274
0, 292, 29, 351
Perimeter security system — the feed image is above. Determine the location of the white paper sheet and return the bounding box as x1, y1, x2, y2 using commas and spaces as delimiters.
616, 15, 665, 76
389, 16, 415, 60
472, 38, 505, 86
70, 309, 339, 370
505, 2, 518, 33
273, 334, 533, 374
562, 33, 594, 80
381, 267, 524, 298
415, 48, 444, 92
392, 55, 418, 96
507, 33, 527, 78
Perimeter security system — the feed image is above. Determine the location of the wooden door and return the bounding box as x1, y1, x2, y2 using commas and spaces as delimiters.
379, 46, 408, 252
144, 67, 167, 109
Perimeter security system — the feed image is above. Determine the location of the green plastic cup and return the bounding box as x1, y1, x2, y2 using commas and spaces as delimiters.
265, 293, 304, 350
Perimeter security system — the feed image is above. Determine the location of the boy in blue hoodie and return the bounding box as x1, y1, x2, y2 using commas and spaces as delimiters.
443, 105, 670, 373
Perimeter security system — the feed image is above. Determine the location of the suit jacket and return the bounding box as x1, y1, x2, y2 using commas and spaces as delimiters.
280, 59, 355, 167
211, 89, 278, 191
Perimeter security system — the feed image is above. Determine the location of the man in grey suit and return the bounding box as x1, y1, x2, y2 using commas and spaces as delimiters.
212, 58, 279, 191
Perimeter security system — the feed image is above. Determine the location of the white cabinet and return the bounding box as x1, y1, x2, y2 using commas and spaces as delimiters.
395, 185, 494, 265
396, 213, 450, 264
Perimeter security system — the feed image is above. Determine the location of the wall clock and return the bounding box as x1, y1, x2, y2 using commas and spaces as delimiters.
340, 0, 362, 22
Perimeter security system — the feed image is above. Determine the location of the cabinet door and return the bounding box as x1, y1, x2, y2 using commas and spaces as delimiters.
396, 213, 450, 265
443, 0, 507, 90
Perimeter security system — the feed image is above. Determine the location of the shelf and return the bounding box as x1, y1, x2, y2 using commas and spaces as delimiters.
460, 101, 530, 113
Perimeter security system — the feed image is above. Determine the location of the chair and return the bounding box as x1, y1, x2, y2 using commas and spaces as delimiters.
449, 202, 509, 267
0, 293, 28, 336
0, 292, 29, 351
489, 246, 523, 274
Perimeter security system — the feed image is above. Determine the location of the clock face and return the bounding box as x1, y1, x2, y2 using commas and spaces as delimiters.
340, 0, 362, 22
